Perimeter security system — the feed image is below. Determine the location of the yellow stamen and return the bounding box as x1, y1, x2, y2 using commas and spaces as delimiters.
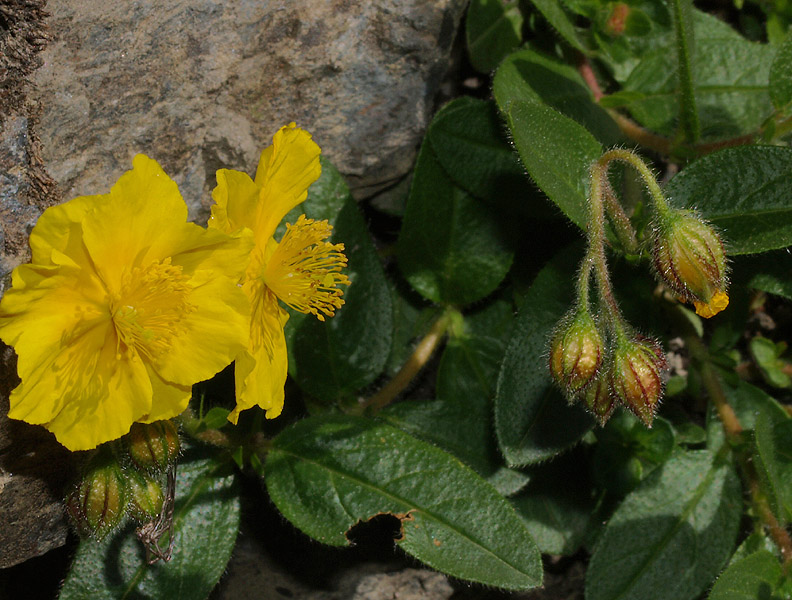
109, 258, 194, 359
263, 215, 350, 321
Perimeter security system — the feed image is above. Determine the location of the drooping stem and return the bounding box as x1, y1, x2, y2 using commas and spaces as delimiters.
588, 159, 629, 338
360, 310, 452, 414
597, 149, 672, 220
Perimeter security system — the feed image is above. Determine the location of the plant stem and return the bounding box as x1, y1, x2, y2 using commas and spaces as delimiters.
360, 311, 452, 414
597, 149, 671, 218
688, 335, 792, 568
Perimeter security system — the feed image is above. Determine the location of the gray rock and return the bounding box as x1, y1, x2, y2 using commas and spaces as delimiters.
0, 345, 74, 569
32, 0, 466, 220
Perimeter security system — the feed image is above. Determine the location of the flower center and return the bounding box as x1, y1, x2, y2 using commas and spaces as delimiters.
109, 258, 194, 360
263, 215, 350, 321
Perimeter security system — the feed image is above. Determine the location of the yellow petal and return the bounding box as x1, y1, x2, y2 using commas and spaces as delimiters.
229, 288, 289, 424
28, 194, 104, 267
139, 365, 192, 423
8, 326, 153, 451
229, 335, 288, 424
154, 270, 250, 386
253, 123, 321, 243
0, 263, 108, 380
694, 291, 730, 319
80, 154, 189, 291
209, 168, 260, 236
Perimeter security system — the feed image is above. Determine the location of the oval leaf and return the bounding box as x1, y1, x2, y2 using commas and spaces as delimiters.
770, 30, 792, 109
664, 146, 792, 255
709, 550, 784, 600
466, 0, 524, 73
59, 455, 239, 600
495, 245, 594, 466
398, 122, 514, 306
586, 450, 742, 600
506, 100, 602, 230
265, 414, 543, 591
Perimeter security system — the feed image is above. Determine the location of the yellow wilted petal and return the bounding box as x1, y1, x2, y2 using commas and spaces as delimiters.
230, 332, 288, 424
253, 123, 321, 243
694, 291, 729, 318
209, 168, 260, 237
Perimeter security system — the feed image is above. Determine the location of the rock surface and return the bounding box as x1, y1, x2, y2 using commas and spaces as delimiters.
32, 0, 467, 220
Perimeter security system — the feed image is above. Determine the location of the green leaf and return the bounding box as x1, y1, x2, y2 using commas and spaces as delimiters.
427, 97, 526, 203
398, 122, 514, 306
708, 550, 784, 600
750, 337, 791, 388
492, 48, 622, 146
466, 0, 524, 73
382, 302, 529, 496
742, 250, 792, 300
623, 32, 774, 139
59, 455, 239, 600
586, 450, 742, 600
527, 0, 586, 51
495, 245, 594, 466
511, 448, 594, 555
754, 403, 792, 522
663, 146, 792, 255
265, 414, 543, 590
669, 0, 700, 143
505, 100, 602, 230
770, 30, 792, 109
382, 283, 440, 378
286, 159, 393, 402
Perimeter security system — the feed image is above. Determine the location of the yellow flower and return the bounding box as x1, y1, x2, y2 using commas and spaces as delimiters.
0, 155, 252, 451
209, 123, 350, 423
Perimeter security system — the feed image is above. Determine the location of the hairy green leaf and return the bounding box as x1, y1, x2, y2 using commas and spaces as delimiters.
265, 415, 543, 590
527, 0, 586, 51
59, 455, 239, 600
495, 245, 594, 466
505, 100, 601, 230
493, 48, 621, 146
586, 450, 742, 600
708, 551, 784, 600
427, 97, 526, 203
398, 114, 514, 305
770, 30, 792, 109
466, 0, 524, 73
663, 146, 792, 255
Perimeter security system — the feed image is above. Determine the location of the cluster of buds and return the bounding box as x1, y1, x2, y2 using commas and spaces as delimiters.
64, 419, 180, 541
550, 309, 667, 427
548, 149, 727, 428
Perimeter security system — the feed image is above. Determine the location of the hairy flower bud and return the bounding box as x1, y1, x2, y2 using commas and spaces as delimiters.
125, 420, 180, 474
127, 471, 165, 522
582, 373, 616, 426
550, 310, 604, 395
65, 454, 129, 539
610, 336, 667, 427
652, 210, 729, 318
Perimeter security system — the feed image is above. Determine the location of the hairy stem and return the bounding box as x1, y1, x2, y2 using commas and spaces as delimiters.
360, 311, 452, 414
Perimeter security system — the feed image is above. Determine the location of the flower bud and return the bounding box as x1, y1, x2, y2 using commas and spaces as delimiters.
549, 309, 604, 395
582, 373, 616, 426
125, 420, 180, 474
652, 210, 729, 318
610, 336, 667, 427
127, 471, 164, 522
65, 454, 129, 540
